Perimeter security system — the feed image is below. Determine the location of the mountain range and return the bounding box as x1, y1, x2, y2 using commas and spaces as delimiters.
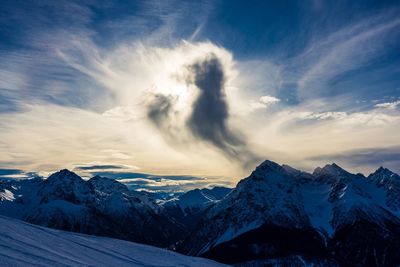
0, 170, 186, 247
1, 160, 399, 266
179, 161, 400, 266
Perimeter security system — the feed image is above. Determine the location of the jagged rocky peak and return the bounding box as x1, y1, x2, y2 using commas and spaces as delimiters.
368, 167, 400, 212
369, 166, 398, 181
311, 163, 357, 185
313, 163, 348, 177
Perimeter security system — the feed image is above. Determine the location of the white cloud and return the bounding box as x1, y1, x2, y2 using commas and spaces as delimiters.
250, 95, 280, 110
260, 95, 280, 105
374, 100, 400, 110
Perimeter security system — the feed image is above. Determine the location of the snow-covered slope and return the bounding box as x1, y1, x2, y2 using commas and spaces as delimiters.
180, 160, 400, 266
0, 215, 226, 267
368, 167, 400, 213
0, 170, 185, 247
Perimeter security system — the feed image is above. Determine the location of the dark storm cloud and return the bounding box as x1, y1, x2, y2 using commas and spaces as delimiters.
146, 93, 182, 144
187, 55, 241, 151
186, 54, 260, 165
74, 165, 128, 171
147, 94, 175, 125
146, 54, 260, 166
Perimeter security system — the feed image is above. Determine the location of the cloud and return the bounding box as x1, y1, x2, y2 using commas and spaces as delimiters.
74, 164, 134, 171
288, 11, 400, 101
260, 95, 281, 105
374, 100, 400, 110
144, 52, 261, 166
0, 169, 38, 179
78, 170, 233, 192
147, 94, 177, 131
186, 54, 243, 155
1, 2, 399, 182
116, 176, 233, 193
102, 107, 139, 122
251, 95, 280, 110
0, 169, 24, 176
288, 108, 399, 126
299, 111, 348, 121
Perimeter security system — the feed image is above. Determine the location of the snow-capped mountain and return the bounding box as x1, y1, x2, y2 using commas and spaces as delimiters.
0, 169, 185, 247
162, 187, 232, 231
1, 161, 399, 266
369, 167, 400, 213
163, 187, 231, 215
180, 160, 400, 266
0, 215, 226, 267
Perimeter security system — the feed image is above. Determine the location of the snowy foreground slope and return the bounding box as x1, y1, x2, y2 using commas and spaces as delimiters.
0, 215, 227, 267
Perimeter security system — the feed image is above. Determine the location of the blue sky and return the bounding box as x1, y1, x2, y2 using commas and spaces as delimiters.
0, 0, 399, 191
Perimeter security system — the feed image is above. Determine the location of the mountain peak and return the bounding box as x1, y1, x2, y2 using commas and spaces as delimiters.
368, 166, 399, 181
256, 160, 282, 172
47, 169, 82, 182
374, 166, 393, 175
313, 163, 348, 177
39, 169, 91, 205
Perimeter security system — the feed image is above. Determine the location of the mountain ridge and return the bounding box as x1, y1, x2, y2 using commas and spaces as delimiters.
1, 160, 400, 266
179, 160, 400, 266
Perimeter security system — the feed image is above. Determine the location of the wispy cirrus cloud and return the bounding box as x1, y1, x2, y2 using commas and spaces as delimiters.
297, 12, 400, 94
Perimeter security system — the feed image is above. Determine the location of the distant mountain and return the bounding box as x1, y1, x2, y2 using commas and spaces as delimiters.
162, 187, 232, 230
179, 160, 400, 267
0, 215, 226, 267
0, 169, 185, 247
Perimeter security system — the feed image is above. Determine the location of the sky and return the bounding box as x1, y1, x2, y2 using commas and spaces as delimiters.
0, 0, 400, 191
